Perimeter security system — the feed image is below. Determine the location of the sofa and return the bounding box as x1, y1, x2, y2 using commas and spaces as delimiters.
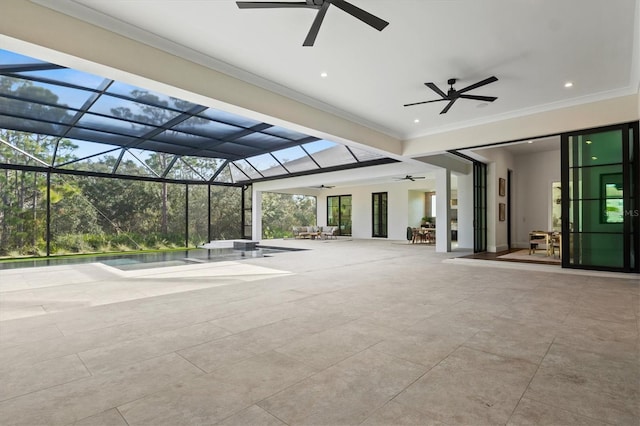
320, 226, 338, 239
292, 226, 337, 239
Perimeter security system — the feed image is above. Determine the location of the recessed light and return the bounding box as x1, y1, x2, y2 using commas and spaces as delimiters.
320, 72, 328, 78
564, 81, 573, 88
527, 141, 533, 144
414, 119, 420, 124
477, 103, 488, 108
591, 156, 598, 160
586, 140, 592, 144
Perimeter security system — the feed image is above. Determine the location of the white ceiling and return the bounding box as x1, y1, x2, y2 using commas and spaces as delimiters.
34, 0, 639, 141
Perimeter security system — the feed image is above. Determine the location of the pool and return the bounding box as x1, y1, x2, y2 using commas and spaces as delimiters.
0, 246, 303, 271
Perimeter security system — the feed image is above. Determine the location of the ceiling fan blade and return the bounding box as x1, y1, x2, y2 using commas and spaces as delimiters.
457, 76, 498, 94
424, 82, 447, 99
403, 99, 447, 107
330, 0, 389, 31
303, 1, 330, 46
236, 1, 316, 8
440, 99, 457, 114
459, 94, 498, 102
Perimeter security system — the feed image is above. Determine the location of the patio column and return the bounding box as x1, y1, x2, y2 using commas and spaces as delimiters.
456, 171, 474, 250
252, 189, 262, 241
435, 168, 451, 252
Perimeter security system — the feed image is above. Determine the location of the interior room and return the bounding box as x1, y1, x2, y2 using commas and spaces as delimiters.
462, 136, 563, 264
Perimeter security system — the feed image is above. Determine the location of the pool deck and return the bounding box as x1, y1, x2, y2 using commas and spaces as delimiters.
0, 238, 638, 425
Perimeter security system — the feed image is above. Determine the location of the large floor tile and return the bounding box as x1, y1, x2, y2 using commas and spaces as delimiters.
78, 321, 230, 374
207, 350, 318, 401
0, 322, 62, 348
275, 319, 398, 369
73, 408, 129, 426
259, 349, 427, 425
554, 314, 639, 361
177, 334, 258, 372
0, 353, 90, 401
216, 405, 286, 426
356, 302, 444, 331
507, 397, 608, 425
118, 374, 253, 425
0, 240, 637, 426
371, 329, 468, 368
0, 353, 203, 425
462, 317, 557, 364
523, 343, 640, 424
209, 300, 310, 333
395, 347, 537, 425
361, 400, 446, 426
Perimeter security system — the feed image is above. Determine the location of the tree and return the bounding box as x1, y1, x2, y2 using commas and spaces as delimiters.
261, 192, 316, 238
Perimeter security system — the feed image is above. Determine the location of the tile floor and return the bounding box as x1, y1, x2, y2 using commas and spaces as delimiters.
0, 239, 638, 425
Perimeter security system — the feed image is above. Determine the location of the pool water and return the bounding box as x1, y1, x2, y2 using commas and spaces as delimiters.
0, 246, 302, 271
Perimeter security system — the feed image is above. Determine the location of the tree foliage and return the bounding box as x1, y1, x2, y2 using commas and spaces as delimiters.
261, 193, 316, 238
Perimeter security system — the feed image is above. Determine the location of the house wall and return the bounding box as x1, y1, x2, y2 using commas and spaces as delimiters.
320, 183, 416, 240
513, 149, 561, 247
408, 190, 426, 229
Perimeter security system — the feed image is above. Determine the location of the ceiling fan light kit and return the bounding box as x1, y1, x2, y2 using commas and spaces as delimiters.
236, 0, 389, 46
404, 76, 499, 114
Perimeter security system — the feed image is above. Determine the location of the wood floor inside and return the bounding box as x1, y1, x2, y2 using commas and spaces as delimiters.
459, 248, 562, 266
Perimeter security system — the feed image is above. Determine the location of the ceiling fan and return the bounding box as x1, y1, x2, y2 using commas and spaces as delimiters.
311, 184, 335, 188
404, 76, 498, 114
395, 175, 425, 182
236, 0, 389, 46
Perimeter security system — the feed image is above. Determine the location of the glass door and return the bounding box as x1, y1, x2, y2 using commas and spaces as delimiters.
372, 192, 388, 237
473, 162, 487, 253
561, 123, 638, 272
327, 195, 352, 236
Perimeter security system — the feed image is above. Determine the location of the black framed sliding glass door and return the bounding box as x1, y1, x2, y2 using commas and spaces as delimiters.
372, 192, 388, 238
327, 195, 352, 236
561, 122, 639, 272
473, 161, 487, 253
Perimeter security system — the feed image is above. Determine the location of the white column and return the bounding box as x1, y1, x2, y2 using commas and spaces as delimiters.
457, 171, 474, 250
252, 189, 262, 241
435, 168, 451, 252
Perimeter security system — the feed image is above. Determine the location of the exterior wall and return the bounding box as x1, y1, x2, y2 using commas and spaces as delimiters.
404, 95, 639, 155
255, 179, 436, 242
321, 183, 413, 240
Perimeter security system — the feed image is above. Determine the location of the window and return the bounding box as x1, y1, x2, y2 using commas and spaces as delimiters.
601, 173, 623, 224
372, 192, 388, 238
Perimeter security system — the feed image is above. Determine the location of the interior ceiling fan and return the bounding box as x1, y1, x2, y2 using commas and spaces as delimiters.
395, 175, 425, 182
236, 0, 389, 46
404, 76, 498, 114
311, 184, 335, 188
